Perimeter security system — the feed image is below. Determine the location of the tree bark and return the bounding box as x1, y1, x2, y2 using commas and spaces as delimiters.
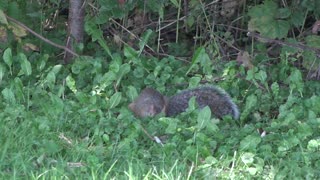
64, 0, 85, 63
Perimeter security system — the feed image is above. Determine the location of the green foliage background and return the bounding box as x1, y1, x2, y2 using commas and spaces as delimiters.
1, 0, 320, 179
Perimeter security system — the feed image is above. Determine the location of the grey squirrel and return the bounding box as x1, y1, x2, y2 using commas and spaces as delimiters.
129, 86, 239, 119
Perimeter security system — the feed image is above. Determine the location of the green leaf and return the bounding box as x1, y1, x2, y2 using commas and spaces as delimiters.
124, 46, 138, 60
170, 0, 179, 8
45, 71, 56, 90
255, 70, 267, 83
138, 29, 153, 55
271, 82, 279, 97
0, 63, 6, 84
2, 88, 16, 104
240, 135, 261, 151
50, 65, 62, 75
241, 152, 255, 164
37, 54, 49, 71
66, 75, 77, 94
307, 139, 320, 152
116, 63, 131, 86
188, 76, 201, 88
165, 118, 178, 134
197, 106, 212, 130
288, 68, 303, 95
85, 20, 112, 58
19, 53, 32, 76
43, 140, 61, 154
0, 10, 8, 25
126, 86, 138, 101
3, 48, 12, 67
248, 1, 290, 38
100, 71, 117, 89
107, 92, 122, 109
186, 47, 205, 75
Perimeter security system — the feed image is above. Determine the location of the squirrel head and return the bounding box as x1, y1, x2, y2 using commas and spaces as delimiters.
128, 88, 167, 118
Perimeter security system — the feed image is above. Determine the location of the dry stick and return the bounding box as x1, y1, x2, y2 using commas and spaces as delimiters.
247, 32, 320, 56
109, 18, 188, 62
109, 18, 156, 54
137, 122, 164, 146
5, 14, 79, 57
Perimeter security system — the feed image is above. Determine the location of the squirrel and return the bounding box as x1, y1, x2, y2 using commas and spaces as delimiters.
128, 86, 239, 119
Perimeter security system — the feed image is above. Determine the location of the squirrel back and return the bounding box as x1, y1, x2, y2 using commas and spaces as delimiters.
129, 86, 239, 119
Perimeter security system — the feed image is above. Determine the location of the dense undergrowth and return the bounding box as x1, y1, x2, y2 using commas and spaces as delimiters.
1, 0, 320, 179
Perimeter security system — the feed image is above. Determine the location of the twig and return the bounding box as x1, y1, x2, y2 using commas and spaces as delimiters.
5, 14, 79, 57
247, 32, 320, 56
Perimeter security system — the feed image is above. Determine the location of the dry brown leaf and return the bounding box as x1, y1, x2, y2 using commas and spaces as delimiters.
312, 20, 320, 34
236, 51, 253, 69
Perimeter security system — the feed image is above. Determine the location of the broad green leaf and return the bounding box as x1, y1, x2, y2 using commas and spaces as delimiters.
50, 65, 62, 74
43, 140, 61, 154
240, 135, 261, 151
14, 77, 24, 101
0, 63, 6, 83
241, 152, 255, 164
288, 68, 303, 95
100, 71, 116, 89
271, 82, 279, 97
109, 61, 120, 73
255, 70, 267, 83
66, 75, 77, 94
107, 92, 122, 109
3, 48, 12, 67
116, 63, 131, 86
85, 20, 112, 58
170, 0, 179, 8
248, 1, 290, 39
37, 54, 49, 71
0, 10, 8, 25
124, 46, 138, 59
138, 29, 153, 55
197, 106, 211, 130
186, 47, 205, 75
307, 139, 320, 152
126, 86, 138, 101
189, 76, 201, 88
306, 35, 320, 48
19, 53, 32, 76
247, 167, 258, 175
45, 71, 56, 89
165, 118, 178, 134
2, 88, 16, 104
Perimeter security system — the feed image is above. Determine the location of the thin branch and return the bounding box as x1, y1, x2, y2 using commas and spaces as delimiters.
5, 14, 79, 57
247, 32, 320, 56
